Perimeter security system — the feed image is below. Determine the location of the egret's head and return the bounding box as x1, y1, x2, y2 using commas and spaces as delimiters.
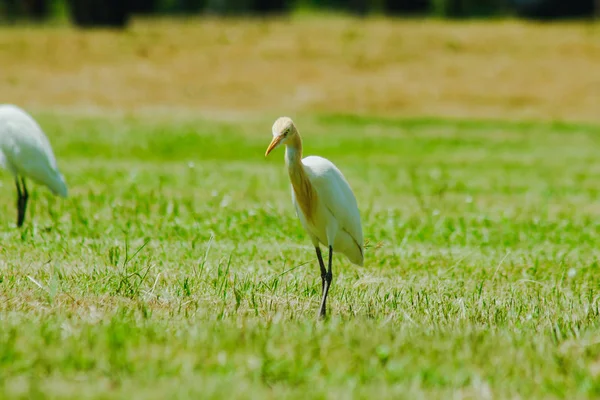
265, 116, 297, 157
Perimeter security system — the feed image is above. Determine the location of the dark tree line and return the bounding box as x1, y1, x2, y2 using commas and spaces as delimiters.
2, 0, 49, 20
1, 0, 598, 27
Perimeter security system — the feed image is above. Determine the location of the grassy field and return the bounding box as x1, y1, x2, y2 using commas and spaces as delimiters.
1, 16, 600, 399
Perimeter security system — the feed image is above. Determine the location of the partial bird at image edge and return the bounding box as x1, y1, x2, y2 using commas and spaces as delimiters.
0, 104, 68, 228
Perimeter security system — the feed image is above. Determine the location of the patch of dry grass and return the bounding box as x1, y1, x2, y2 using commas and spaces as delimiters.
0, 16, 599, 121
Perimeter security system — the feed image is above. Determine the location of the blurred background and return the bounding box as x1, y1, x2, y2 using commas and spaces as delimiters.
0, 0, 598, 124
0, 0, 599, 28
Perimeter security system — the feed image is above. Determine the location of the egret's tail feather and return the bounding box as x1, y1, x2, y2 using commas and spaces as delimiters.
48, 172, 68, 198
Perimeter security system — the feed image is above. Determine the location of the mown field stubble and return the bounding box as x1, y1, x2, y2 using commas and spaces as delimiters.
1, 15, 600, 399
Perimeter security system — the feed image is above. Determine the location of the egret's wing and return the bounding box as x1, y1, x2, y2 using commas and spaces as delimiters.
302, 156, 363, 247
0, 105, 67, 196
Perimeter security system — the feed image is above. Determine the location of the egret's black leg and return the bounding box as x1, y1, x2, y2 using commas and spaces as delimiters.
15, 178, 23, 227
318, 246, 334, 318
21, 177, 29, 223
21, 177, 28, 201
315, 247, 327, 296
16, 177, 28, 228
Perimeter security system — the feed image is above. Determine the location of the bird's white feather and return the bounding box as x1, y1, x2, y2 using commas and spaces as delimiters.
0, 104, 67, 197
0, 149, 7, 171
293, 155, 364, 265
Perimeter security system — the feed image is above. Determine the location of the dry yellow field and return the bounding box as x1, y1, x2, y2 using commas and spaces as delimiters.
0, 16, 599, 121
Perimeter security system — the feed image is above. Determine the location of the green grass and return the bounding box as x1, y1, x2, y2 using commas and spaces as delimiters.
2, 112, 600, 399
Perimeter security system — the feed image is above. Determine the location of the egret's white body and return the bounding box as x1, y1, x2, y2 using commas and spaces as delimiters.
0, 104, 67, 227
266, 117, 364, 317
289, 154, 364, 266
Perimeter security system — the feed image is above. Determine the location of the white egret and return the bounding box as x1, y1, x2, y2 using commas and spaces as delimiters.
265, 117, 364, 318
0, 104, 68, 227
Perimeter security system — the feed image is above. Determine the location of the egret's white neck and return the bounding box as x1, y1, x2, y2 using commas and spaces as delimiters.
284, 133, 303, 173
285, 146, 300, 170
284, 133, 317, 222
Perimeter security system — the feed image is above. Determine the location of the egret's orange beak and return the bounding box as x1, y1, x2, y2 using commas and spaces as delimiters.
265, 136, 282, 157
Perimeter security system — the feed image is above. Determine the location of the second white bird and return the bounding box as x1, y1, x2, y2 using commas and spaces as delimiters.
0, 104, 68, 227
